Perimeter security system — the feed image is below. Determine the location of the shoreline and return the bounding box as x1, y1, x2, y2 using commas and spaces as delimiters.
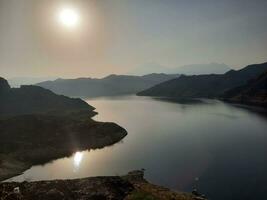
221, 98, 267, 111
1, 137, 126, 183
0, 170, 205, 200
141, 95, 267, 111
0, 112, 127, 182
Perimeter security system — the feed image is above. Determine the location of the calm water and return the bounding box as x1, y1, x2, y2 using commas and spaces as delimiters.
8, 96, 267, 200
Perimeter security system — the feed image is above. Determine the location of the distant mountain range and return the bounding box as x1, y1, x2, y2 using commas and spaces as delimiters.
36, 73, 179, 97
0, 77, 92, 116
137, 62, 267, 100
223, 70, 267, 106
173, 63, 231, 75
131, 63, 231, 75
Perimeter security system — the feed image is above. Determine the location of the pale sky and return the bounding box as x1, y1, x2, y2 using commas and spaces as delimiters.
0, 0, 266, 78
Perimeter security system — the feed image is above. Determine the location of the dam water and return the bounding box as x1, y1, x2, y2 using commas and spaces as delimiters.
8, 96, 267, 200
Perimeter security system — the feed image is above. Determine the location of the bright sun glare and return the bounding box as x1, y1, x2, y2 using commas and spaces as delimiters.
73, 151, 83, 169
58, 7, 80, 28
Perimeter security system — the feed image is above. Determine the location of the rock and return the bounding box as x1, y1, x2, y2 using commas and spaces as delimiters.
124, 170, 145, 182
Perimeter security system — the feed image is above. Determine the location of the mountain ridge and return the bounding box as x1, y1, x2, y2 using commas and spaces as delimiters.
36, 73, 179, 97
137, 62, 267, 99
131, 63, 231, 75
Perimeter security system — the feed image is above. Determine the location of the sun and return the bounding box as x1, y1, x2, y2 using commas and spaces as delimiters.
58, 7, 80, 28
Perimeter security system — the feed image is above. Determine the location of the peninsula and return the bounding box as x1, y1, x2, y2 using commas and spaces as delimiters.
0, 77, 127, 181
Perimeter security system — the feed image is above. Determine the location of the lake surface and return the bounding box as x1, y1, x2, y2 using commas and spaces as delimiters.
8, 96, 267, 200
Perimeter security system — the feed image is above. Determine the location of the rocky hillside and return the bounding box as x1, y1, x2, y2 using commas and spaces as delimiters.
1, 170, 205, 200
36, 73, 179, 97
0, 77, 93, 116
223, 70, 267, 106
137, 62, 267, 98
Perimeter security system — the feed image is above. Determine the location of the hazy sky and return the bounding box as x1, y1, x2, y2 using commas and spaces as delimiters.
0, 0, 266, 78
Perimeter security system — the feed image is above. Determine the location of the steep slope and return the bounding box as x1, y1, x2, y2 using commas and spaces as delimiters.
138, 62, 267, 98
36, 73, 179, 97
223, 71, 267, 106
0, 78, 93, 116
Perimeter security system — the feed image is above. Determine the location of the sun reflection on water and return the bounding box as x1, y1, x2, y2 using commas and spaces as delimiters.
73, 151, 83, 172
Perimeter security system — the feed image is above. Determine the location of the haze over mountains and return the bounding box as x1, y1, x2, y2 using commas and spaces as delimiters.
36, 73, 179, 97
173, 63, 231, 75
131, 63, 231, 75
5, 61, 266, 109
138, 62, 267, 102
7, 77, 57, 88
35, 63, 230, 98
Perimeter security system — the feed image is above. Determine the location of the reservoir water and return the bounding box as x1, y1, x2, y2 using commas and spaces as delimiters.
8, 96, 267, 200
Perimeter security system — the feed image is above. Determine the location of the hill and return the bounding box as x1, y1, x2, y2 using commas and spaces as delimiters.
36, 73, 179, 97
0, 77, 93, 116
223, 71, 267, 106
137, 62, 267, 98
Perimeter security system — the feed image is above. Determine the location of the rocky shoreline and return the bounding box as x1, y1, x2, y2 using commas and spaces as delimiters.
1, 170, 205, 200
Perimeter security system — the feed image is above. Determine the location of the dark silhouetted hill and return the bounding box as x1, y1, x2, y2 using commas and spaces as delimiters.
0, 77, 93, 116
223, 71, 267, 106
36, 73, 179, 97
138, 62, 267, 98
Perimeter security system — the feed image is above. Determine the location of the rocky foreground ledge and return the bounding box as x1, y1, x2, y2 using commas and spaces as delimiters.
0, 170, 206, 200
